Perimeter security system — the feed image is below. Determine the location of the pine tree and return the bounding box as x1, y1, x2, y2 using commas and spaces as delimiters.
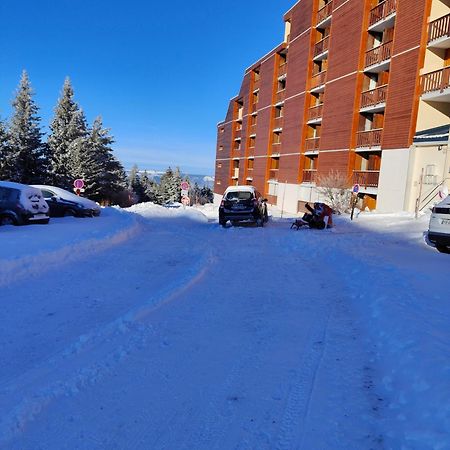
47, 78, 87, 188
141, 170, 158, 202
128, 164, 146, 203
0, 118, 14, 180
8, 71, 47, 184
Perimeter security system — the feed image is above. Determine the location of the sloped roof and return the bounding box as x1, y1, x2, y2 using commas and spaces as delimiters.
413, 125, 450, 145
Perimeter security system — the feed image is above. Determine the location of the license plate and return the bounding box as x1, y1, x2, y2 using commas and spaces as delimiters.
29, 214, 46, 220
232, 204, 246, 210
441, 218, 450, 225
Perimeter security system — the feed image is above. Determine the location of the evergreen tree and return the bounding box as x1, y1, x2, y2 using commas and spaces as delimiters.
0, 118, 14, 180
47, 78, 87, 188
141, 170, 158, 203
8, 71, 47, 184
128, 164, 146, 203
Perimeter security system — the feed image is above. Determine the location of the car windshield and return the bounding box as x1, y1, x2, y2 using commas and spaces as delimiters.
226, 191, 253, 201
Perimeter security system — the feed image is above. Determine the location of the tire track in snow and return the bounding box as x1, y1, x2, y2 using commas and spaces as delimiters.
0, 245, 215, 447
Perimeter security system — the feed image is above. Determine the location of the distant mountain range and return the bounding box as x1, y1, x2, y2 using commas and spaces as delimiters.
128, 170, 214, 189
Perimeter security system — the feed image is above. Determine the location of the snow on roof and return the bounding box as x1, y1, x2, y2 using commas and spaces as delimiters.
0, 180, 39, 191
224, 185, 256, 193
413, 125, 450, 145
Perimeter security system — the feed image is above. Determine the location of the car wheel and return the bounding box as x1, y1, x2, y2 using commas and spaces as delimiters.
436, 244, 450, 254
0, 215, 16, 226
64, 208, 76, 217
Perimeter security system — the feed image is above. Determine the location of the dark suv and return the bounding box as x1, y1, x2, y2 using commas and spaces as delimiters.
219, 186, 268, 227
0, 181, 50, 225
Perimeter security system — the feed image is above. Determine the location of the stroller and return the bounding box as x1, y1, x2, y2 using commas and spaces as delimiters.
291, 202, 333, 230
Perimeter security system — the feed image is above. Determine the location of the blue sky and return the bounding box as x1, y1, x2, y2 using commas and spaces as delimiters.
0, 0, 295, 174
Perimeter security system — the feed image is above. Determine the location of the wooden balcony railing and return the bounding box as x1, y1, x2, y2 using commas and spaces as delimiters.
308, 104, 323, 121
269, 169, 279, 180
278, 63, 287, 77
353, 170, 380, 188
369, 0, 396, 28
302, 169, 318, 183
365, 41, 392, 68
232, 168, 240, 179
234, 129, 242, 139
275, 90, 286, 103
249, 123, 257, 135
356, 129, 383, 148
421, 66, 450, 94
253, 78, 261, 90
311, 70, 327, 90
314, 36, 330, 58
305, 137, 320, 152
316, 1, 333, 26
428, 14, 450, 43
361, 84, 388, 108
273, 116, 284, 129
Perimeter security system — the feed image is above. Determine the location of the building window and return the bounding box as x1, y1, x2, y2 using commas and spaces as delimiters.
219, 127, 224, 133
273, 131, 282, 144
217, 162, 222, 169
247, 158, 254, 169
219, 145, 223, 152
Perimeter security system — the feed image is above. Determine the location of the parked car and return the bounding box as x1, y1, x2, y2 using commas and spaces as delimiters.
31, 185, 101, 218
428, 194, 450, 253
0, 181, 50, 225
219, 185, 268, 227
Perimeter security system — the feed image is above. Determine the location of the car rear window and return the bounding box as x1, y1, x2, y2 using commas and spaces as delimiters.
226, 191, 253, 201
0, 187, 18, 202
434, 207, 450, 215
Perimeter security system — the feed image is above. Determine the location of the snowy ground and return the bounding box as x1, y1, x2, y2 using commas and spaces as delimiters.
0, 203, 449, 449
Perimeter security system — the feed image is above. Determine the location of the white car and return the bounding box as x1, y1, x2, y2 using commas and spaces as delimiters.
428, 195, 450, 253
31, 185, 101, 218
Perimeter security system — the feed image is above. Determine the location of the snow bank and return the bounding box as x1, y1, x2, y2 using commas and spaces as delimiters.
0, 207, 141, 287
126, 202, 209, 223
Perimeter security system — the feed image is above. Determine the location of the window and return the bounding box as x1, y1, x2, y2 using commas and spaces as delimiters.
270, 157, 280, 169
277, 78, 286, 92
219, 145, 223, 152
219, 127, 224, 133
250, 114, 257, 126
253, 91, 259, 104
249, 136, 256, 148
247, 159, 254, 169
217, 162, 222, 169
274, 105, 284, 118
273, 131, 282, 144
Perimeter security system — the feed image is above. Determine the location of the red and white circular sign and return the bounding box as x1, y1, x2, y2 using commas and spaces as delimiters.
180, 181, 189, 191
74, 179, 85, 189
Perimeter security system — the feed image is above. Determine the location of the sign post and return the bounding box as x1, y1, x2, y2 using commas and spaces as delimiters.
73, 179, 85, 196
180, 181, 190, 208
350, 183, 360, 221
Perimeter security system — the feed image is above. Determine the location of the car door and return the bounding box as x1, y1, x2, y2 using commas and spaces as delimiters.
41, 189, 63, 216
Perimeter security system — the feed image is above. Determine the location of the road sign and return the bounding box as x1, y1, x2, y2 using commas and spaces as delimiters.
74, 179, 85, 189
181, 195, 190, 206
180, 181, 190, 191
352, 183, 360, 194
181, 189, 189, 197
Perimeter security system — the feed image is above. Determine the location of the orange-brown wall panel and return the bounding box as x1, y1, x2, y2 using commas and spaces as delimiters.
317, 151, 350, 176
289, 0, 313, 41
279, 154, 301, 184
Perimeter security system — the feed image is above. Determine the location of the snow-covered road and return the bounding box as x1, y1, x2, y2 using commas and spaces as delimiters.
1, 205, 449, 449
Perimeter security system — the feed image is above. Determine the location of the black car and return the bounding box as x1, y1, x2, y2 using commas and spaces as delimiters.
219, 186, 268, 227
32, 185, 101, 218
0, 181, 50, 225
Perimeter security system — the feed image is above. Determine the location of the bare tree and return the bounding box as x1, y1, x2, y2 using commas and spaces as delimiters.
316, 170, 351, 214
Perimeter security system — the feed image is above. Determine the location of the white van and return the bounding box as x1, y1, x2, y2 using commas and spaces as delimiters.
428, 195, 450, 253
0, 181, 50, 225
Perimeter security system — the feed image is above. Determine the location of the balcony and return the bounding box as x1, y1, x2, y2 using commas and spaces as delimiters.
305, 137, 320, 152
307, 104, 323, 124
269, 169, 279, 181
352, 170, 380, 188
421, 66, 450, 102
278, 63, 287, 77
234, 129, 242, 139
364, 41, 392, 72
232, 168, 240, 180
356, 129, 383, 149
428, 14, 450, 49
316, 1, 333, 28
251, 102, 258, 113
302, 169, 318, 183
273, 116, 284, 130
275, 89, 286, 104
313, 36, 330, 61
253, 78, 261, 90
249, 123, 257, 135
360, 84, 388, 112
310, 70, 327, 93
368, 0, 396, 32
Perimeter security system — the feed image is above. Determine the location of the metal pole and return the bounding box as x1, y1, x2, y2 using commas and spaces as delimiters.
280, 181, 287, 219
415, 167, 424, 219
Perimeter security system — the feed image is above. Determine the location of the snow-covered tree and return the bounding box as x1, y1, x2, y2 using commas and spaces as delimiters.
156, 167, 182, 204
0, 118, 14, 180
141, 170, 158, 203
47, 78, 87, 188
8, 71, 47, 184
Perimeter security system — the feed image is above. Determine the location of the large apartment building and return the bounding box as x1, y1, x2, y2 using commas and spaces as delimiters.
214, 0, 450, 213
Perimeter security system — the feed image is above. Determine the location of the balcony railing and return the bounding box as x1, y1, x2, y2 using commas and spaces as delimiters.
278, 63, 287, 77
353, 170, 380, 188
311, 70, 327, 90
273, 116, 284, 129
356, 129, 383, 148
253, 78, 261, 90
316, 1, 333, 26
269, 169, 279, 180
305, 137, 320, 152
302, 169, 318, 183
275, 90, 286, 103
369, 0, 396, 28
421, 66, 450, 94
314, 36, 330, 58
365, 41, 392, 68
428, 14, 450, 43
249, 123, 257, 135
361, 84, 388, 108
234, 129, 242, 139
308, 104, 323, 121
232, 168, 240, 179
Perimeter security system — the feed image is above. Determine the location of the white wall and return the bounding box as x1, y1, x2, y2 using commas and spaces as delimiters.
377, 149, 410, 212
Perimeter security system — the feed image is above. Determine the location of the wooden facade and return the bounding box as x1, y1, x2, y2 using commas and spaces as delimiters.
214, 0, 433, 206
